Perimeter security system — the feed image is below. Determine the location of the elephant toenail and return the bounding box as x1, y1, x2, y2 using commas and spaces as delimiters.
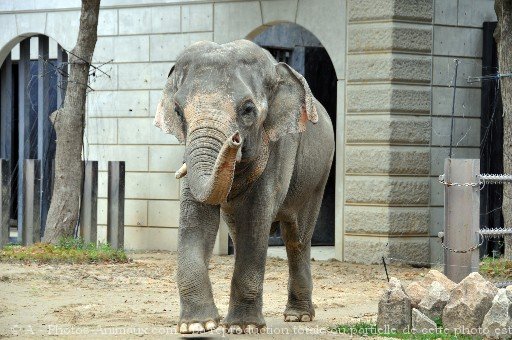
228, 325, 243, 334
301, 315, 311, 322
205, 320, 217, 331
179, 323, 189, 333
188, 322, 205, 333
285, 315, 299, 322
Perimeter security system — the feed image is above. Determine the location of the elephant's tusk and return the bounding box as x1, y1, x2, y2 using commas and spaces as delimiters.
175, 163, 187, 179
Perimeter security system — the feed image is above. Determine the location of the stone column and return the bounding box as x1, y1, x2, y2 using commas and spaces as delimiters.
344, 0, 433, 264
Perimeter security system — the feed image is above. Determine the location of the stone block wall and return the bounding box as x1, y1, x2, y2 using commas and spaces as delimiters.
345, 0, 495, 265
345, 0, 433, 264
85, 3, 215, 248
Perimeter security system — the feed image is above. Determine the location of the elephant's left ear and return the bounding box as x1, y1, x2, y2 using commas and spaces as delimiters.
265, 63, 318, 142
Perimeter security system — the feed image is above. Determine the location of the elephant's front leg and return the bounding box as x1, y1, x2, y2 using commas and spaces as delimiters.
177, 181, 221, 334
221, 212, 272, 334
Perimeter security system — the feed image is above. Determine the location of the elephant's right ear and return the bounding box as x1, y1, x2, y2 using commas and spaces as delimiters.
154, 66, 186, 143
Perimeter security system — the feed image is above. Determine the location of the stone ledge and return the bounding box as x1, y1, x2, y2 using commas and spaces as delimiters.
344, 235, 430, 264
348, 0, 432, 23
347, 84, 431, 114
349, 23, 432, 53
345, 177, 430, 205
345, 206, 430, 235
348, 54, 431, 83
346, 116, 431, 145
346, 146, 430, 175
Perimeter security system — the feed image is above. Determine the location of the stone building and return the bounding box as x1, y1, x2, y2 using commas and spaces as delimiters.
0, 0, 498, 264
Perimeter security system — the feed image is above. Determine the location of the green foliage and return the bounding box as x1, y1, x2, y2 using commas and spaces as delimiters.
480, 256, 512, 279
433, 317, 443, 328
331, 322, 478, 339
0, 237, 128, 264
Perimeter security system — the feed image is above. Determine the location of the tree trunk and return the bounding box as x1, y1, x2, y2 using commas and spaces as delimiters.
495, 0, 512, 259
42, 0, 101, 243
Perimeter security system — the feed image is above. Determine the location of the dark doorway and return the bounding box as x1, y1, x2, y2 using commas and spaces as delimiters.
480, 21, 504, 257
304, 47, 336, 245
253, 23, 337, 248
0, 36, 66, 242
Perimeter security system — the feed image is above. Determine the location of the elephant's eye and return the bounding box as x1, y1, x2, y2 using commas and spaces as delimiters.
174, 103, 183, 119
240, 101, 256, 116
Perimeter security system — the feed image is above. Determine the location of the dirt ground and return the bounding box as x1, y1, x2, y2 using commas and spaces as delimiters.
0, 252, 428, 338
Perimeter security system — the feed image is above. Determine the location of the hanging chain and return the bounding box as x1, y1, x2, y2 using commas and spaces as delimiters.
438, 174, 481, 187
440, 238, 484, 253
438, 232, 484, 254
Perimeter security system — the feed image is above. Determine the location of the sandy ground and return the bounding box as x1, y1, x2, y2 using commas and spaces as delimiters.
0, 252, 428, 339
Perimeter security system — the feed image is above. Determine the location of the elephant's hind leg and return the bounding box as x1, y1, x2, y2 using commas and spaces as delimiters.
280, 219, 316, 322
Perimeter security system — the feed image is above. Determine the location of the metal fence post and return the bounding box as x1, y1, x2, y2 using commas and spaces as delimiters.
80, 161, 98, 244
0, 160, 10, 248
107, 161, 125, 250
443, 158, 480, 283
22, 159, 41, 246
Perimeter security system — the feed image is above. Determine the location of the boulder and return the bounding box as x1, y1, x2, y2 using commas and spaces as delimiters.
377, 277, 411, 332
422, 270, 456, 293
418, 281, 450, 320
405, 281, 428, 309
411, 308, 437, 334
506, 285, 512, 301
442, 272, 498, 334
482, 288, 512, 339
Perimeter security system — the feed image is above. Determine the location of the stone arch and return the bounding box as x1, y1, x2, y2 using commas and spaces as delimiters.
0, 32, 68, 242
245, 20, 344, 81
246, 21, 340, 255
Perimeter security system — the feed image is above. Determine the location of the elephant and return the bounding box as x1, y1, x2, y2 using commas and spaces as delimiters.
154, 39, 335, 334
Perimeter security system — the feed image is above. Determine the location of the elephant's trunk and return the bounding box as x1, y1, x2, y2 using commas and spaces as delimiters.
187, 131, 242, 205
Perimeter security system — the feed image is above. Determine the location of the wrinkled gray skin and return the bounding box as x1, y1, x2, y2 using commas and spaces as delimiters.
154, 39, 334, 334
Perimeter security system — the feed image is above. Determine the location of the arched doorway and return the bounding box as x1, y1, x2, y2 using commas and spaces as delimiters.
254, 23, 337, 247
0, 35, 67, 242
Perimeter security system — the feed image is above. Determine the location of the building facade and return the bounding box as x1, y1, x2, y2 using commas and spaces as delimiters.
0, 0, 497, 264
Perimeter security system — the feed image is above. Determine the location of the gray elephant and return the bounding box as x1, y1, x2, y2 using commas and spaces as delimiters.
154, 39, 334, 334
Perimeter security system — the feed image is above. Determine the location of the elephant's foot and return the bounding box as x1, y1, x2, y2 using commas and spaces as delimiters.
221, 310, 266, 334
178, 303, 221, 334
284, 302, 315, 322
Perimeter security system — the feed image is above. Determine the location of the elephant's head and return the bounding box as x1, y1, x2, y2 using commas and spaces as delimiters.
154, 40, 318, 205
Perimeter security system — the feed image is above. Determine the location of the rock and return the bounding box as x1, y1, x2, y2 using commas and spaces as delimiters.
411, 308, 437, 334
418, 281, 450, 320
422, 269, 456, 293
405, 281, 428, 309
404, 270, 454, 310
506, 285, 512, 301
482, 289, 512, 339
377, 277, 411, 332
442, 272, 498, 334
